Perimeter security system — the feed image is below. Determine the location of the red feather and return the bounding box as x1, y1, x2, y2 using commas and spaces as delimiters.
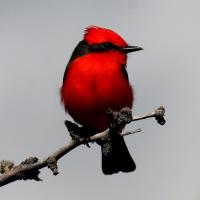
61, 51, 133, 131
84, 26, 128, 47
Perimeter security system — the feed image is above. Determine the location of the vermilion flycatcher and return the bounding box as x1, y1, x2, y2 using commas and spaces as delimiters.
60, 26, 142, 174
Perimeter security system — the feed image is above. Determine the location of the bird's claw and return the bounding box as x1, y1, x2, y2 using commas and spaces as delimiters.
83, 137, 91, 148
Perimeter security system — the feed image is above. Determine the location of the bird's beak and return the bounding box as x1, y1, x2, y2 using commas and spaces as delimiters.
121, 46, 143, 53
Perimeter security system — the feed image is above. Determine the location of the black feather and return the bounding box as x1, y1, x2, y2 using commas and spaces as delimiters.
101, 134, 136, 175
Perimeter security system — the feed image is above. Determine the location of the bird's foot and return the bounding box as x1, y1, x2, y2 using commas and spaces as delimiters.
64, 120, 94, 147
82, 137, 91, 148
79, 126, 96, 148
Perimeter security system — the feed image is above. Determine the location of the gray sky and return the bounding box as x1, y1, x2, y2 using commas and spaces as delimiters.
0, 0, 200, 199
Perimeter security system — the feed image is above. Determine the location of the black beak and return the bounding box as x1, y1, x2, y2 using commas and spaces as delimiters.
121, 46, 143, 53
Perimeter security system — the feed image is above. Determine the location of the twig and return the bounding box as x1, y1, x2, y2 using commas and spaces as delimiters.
132, 106, 166, 125
0, 106, 165, 187
123, 128, 142, 136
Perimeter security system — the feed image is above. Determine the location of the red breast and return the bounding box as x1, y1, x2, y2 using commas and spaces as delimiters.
61, 51, 133, 131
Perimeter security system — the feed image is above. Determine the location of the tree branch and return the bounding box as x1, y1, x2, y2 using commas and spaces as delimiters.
0, 106, 165, 187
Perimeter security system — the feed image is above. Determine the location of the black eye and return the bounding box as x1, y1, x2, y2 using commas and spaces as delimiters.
89, 42, 118, 52
102, 42, 113, 49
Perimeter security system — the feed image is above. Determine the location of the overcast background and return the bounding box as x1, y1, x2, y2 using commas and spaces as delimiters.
0, 0, 200, 199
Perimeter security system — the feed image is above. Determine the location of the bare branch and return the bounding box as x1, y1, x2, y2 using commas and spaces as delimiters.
0, 106, 166, 187
132, 106, 166, 125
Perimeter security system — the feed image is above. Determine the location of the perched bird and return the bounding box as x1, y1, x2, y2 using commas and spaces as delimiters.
60, 26, 142, 174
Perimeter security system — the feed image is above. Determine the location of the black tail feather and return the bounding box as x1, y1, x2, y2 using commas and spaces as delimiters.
101, 135, 136, 175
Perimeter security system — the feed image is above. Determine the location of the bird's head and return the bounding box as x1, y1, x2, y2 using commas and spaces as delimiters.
84, 26, 143, 54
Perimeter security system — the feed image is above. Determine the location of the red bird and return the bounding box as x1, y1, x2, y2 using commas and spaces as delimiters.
60, 26, 142, 174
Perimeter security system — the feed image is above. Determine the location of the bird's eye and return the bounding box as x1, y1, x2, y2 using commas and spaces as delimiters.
89, 42, 117, 52
103, 42, 112, 49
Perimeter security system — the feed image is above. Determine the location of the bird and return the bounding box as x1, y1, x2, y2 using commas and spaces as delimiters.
60, 26, 143, 175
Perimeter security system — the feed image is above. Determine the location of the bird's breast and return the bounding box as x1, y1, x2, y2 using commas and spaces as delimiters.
61, 53, 133, 131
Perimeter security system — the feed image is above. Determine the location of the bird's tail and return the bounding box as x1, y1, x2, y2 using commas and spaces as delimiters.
101, 134, 136, 175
